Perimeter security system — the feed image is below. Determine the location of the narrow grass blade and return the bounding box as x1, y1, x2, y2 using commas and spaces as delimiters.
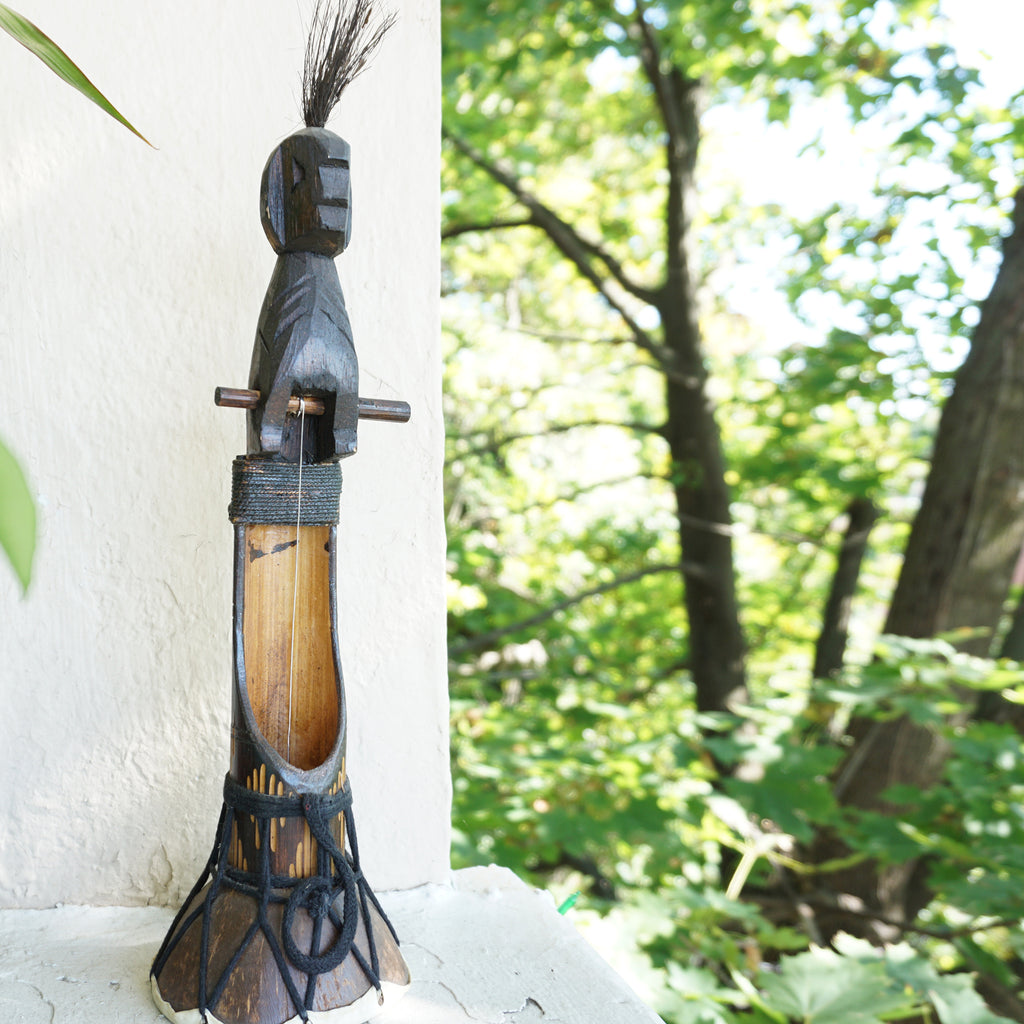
0, 4, 151, 145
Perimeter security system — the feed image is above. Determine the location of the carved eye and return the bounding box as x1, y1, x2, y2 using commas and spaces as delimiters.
291, 158, 305, 190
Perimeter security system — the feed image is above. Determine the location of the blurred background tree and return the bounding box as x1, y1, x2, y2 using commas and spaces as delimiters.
442, 1, 1024, 1020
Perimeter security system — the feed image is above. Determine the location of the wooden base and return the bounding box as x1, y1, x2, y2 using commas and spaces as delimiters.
152, 883, 410, 1024
153, 973, 408, 1024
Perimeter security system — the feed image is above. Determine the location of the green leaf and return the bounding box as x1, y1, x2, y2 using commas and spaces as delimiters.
0, 438, 36, 593
928, 973, 1012, 1024
0, 4, 151, 145
758, 947, 916, 1024
838, 938, 1013, 1024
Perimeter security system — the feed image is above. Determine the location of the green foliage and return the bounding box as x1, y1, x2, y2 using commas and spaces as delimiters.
746, 934, 1012, 1024
452, 614, 1024, 1020
443, 0, 1024, 1020
443, 313, 1024, 1014
0, 438, 35, 594
756, 944, 915, 1023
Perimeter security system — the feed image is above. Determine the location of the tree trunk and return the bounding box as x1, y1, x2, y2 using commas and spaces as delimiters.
663, 343, 747, 713
886, 198, 1024, 650
813, 497, 879, 680
657, 69, 746, 714
814, 186, 1024, 935
978, 571, 1024, 726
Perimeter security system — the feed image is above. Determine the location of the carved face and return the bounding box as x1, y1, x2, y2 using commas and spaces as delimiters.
260, 128, 352, 257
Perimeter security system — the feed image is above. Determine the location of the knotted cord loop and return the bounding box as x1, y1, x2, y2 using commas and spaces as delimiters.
282, 870, 358, 975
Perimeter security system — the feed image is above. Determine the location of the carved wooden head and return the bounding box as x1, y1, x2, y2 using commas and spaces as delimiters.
260, 127, 352, 257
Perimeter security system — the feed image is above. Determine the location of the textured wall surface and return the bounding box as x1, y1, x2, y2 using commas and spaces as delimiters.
0, 0, 447, 907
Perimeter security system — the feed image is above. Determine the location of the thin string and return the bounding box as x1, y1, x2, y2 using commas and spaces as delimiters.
286, 399, 307, 762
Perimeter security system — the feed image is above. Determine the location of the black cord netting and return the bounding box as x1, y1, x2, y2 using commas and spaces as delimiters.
151, 775, 398, 1023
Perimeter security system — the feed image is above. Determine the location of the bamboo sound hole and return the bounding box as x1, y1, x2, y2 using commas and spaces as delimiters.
242, 523, 339, 770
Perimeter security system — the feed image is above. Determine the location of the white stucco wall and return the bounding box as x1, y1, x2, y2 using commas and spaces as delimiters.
0, 0, 447, 907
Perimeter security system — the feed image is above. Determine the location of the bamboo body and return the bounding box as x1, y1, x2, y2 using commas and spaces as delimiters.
230, 523, 345, 878
152, 511, 409, 1024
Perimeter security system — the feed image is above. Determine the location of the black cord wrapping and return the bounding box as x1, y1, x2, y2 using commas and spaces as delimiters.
151, 774, 399, 1023
229, 456, 342, 525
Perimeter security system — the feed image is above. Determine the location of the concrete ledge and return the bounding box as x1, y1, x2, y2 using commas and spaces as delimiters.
0, 865, 664, 1023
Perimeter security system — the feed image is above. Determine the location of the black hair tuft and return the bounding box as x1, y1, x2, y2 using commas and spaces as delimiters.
302, 0, 397, 128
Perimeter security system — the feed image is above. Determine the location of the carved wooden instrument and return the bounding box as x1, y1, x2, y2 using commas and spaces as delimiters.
151, 4, 409, 1022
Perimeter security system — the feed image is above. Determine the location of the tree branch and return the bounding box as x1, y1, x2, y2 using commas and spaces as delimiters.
444, 129, 672, 357
448, 561, 702, 659
449, 418, 665, 461
630, 0, 701, 315
496, 321, 637, 349
516, 474, 652, 512
445, 205, 661, 310
442, 216, 535, 240
632, 0, 689, 152
753, 891, 1022, 943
